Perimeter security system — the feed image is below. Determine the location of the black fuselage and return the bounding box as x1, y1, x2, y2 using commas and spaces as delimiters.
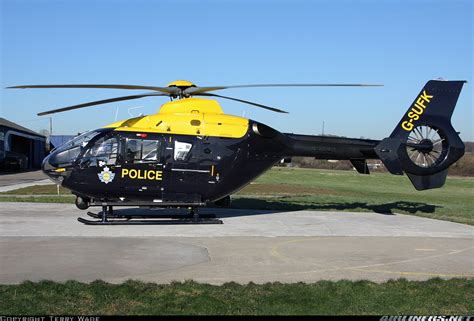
42, 120, 381, 206
42, 121, 285, 205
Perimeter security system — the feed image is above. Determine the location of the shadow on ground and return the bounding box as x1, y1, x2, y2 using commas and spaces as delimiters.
229, 198, 441, 215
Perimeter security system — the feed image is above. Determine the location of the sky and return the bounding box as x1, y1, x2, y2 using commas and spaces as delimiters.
1, 0, 472, 140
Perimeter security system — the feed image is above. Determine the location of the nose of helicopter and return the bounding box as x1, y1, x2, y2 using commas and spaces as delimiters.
41, 153, 53, 172
41, 153, 66, 184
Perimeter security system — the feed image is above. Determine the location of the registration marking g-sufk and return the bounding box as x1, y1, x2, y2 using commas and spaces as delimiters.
401, 90, 434, 131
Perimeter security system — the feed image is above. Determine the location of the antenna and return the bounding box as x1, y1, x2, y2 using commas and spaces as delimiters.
127, 106, 144, 118
114, 106, 120, 122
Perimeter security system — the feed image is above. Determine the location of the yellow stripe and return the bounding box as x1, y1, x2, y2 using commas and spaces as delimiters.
211, 165, 215, 176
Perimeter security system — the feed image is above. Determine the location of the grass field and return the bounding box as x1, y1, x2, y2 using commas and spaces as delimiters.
1, 167, 473, 224
1, 279, 473, 315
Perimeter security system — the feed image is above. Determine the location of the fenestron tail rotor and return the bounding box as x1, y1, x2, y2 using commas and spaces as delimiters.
6, 80, 383, 116
405, 125, 447, 169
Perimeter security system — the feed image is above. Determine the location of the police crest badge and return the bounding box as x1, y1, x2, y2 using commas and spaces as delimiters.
98, 167, 115, 184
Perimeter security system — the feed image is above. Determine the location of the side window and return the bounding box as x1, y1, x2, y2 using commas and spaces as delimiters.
85, 136, 120, 166
142, 140, 158, 161
125, 138, 159, 164
174, 141, 192, 161
125, 138, 141, 163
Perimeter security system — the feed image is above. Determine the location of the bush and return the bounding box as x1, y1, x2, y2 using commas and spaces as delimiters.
448, 153, 474, 176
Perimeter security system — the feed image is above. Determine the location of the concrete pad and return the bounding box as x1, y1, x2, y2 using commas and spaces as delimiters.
0, 237, 208, 283
0, 202, 472, 284
0, 179, 53, 192
0, 203, 472, 238
0, 170, 52, 192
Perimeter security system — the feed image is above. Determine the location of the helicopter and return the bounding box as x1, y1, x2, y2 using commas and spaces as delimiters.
7, 79, 466, 225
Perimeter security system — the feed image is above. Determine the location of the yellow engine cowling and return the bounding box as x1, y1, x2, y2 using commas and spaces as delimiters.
104, 98, 249, 138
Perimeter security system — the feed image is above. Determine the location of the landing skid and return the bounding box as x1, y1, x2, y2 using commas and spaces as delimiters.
77, 217, 222, 225
86, 211, 217, 220
78, 206, 223, 225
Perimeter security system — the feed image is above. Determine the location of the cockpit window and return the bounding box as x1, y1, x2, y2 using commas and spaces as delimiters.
84, 136, 120, 166
59, 130, 100, 151
49, 130, 101, 167
125, 138, 159, 164
174, 141, 192, 161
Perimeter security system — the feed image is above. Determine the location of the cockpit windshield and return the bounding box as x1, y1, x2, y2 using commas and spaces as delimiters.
49, 130, 101, 167
57, 130, 101, 152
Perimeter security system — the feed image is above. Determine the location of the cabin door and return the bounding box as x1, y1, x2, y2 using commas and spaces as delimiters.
118, 136, 163, 200
162, 136, 208, 203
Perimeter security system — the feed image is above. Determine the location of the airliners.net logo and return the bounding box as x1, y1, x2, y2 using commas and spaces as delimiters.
381, 317, 472, 321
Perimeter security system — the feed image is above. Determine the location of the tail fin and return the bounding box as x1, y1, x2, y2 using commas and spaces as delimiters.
375, 80, 466, 190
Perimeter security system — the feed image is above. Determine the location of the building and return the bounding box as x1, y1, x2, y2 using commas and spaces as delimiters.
0, 118, 47, 170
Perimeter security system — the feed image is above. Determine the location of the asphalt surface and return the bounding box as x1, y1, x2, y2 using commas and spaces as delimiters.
0, 170, 51, 191
0, 202, 473, 284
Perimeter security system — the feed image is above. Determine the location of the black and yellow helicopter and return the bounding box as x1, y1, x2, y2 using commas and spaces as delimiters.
7, 79, 466, 224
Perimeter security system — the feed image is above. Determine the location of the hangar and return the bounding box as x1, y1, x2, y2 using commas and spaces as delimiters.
0, 117, 47, 171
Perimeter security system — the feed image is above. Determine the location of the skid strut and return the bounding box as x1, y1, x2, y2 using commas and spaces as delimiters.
78, 206, 222, 225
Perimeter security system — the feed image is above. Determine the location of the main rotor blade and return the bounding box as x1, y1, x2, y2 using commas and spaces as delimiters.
37, 92, 167, 116
8, 84, 179, 96
195, 93, 288, 114
185, 83, 383, 95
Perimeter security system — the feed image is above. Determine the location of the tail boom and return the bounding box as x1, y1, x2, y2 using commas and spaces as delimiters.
285, 134, 379, 160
